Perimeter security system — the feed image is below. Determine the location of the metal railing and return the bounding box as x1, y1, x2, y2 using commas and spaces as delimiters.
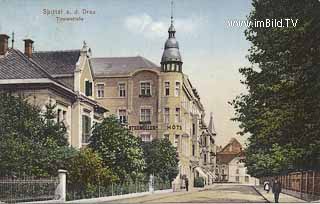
67, 178, 172, 201
0, 177, 59, 203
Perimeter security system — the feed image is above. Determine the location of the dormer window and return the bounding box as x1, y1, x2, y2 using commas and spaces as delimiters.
85, 80, 92, 96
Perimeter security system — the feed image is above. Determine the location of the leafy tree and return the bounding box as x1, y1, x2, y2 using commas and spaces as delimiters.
89, 115, 145, 182
142, 138, 179, 182
0, 93, 73, 177
230, 0, 320, 176
65, 148, 118, 192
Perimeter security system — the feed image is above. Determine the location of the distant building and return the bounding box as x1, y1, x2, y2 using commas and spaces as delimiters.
216, 138, 258, 185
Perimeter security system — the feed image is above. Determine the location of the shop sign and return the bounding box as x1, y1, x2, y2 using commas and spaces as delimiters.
129, 125, 158, 130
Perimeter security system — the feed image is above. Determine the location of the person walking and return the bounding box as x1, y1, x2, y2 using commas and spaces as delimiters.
264, 181, 270, 193
185, 177, 189, 192
272, 177, 282, 203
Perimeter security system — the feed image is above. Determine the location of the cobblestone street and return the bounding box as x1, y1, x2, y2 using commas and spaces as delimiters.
104, 184, 267, 203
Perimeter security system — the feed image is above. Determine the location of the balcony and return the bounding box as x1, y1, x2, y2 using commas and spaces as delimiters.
139, 93, 152, 97
139, 121, 151, 125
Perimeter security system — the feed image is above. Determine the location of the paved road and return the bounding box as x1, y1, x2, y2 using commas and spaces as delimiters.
104, 184, 268, 203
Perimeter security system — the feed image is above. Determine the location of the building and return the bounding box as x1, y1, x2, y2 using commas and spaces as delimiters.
0, 6, 217, 188
216, 138, 259, 185
91, 14, 216, 188
0, 34, 107, 148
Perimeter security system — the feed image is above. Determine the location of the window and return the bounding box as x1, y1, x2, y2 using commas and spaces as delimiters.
164, 107, 170, 124
236, 176, 240, 182
175, 81, 180, 96
192, 144, 195, 156
118, 109, 127, 124
175, 108, 181, 123
245, 176, 249, 183
140, 82, 151, 96
165, 82, 170, 96
204, 154, 207, 164
119, 83, 126, 97
57, 109, 62, 124
222, 169, 225, 175
215, 169, 219, 174
164, 134, 169, 140
85, 80, 93, 96
192, 123, 196, 135
174, 134, 180, 147
82, 115, 91, 144
96, 84, 104, 98
141, 133, 151, 142
236, 169, 239, 174
140, 108, 151, 123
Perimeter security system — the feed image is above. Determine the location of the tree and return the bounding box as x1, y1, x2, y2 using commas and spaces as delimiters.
89, 115, 145, 182
230, 0, 320, 176
65, 148, 118, 195
0, 93, 73, 177
142, 138, 179, 182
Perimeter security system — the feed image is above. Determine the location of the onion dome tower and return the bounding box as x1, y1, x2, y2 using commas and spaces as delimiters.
161, 2, 183, 72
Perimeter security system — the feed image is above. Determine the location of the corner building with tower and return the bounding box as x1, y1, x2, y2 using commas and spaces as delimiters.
91, 15, 217, 189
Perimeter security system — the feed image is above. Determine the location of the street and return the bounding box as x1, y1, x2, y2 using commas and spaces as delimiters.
104, 184, 268, 203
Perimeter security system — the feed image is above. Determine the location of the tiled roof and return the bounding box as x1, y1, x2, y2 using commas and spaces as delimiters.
0, 49, 49, 79
217, 153, 238, 165
32, 50, 80, 75
90, 56, 160, 76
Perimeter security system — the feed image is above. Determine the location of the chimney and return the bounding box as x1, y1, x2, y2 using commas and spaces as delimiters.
0, 34, 10, 55
23, 39, 34, 58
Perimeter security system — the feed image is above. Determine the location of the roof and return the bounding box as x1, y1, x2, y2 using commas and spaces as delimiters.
32, 50, 80, 75
217, 138, 244, 164
90, 56, 160, 77
217, 151, 244, 165
0, 49, 49, 79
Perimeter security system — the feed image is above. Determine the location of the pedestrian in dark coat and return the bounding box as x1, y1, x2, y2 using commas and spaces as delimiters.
185, 178, 189, 192
272, 177, 282, 203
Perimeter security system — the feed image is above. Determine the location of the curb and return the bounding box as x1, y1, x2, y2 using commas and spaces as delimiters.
252, 186, 270, 203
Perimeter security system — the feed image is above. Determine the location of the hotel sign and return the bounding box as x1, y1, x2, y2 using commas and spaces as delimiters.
129, 125, 158, 131
167, 124, 182, 130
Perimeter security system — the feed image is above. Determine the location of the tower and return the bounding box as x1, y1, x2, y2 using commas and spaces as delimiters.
160, 1, 183, 72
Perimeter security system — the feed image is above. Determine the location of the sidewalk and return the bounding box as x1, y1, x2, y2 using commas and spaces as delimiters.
66, 189, 173, 203
254, 186, 306, 203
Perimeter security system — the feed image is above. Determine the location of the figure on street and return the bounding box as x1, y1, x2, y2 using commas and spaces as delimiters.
185, 177, 189, 192
272, 177, 282, 203
264, 181, 270, 193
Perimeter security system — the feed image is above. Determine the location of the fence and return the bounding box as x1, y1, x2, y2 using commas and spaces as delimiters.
0, 177, 59, 203
67, 176, 172, 201
262, 171, 320, 201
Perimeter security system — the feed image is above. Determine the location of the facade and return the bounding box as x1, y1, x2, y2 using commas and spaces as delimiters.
0, 34, 107, 148
91, 16, 216, 188
216, 138, 258, 185
0, 11, 217, 189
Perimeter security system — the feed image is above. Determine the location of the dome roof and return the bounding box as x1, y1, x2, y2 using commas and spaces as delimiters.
161, 22, 182, 64
161, 48, 182, 62
165, 38, 179, 49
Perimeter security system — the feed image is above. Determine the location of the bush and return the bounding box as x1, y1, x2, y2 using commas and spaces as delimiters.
194, 177, 205, 188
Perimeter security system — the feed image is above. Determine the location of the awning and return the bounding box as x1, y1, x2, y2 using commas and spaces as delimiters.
195, 167, 207, 178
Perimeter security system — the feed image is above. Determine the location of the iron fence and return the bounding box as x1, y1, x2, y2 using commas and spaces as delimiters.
67, 178, 172, 201
0, 177, 58, 203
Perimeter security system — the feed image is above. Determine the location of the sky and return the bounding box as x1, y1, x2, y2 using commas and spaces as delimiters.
0, 0, 253, 146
